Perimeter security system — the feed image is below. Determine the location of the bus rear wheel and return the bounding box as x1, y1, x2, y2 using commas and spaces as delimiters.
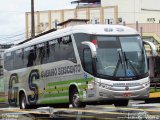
19, 93, 28, 109
70, 88, 86, 108
114, 100, 129, 107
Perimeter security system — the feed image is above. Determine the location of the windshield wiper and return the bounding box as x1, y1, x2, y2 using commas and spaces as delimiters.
123, 52, 139, 76
118, 50, 123, 68
113, 50, 124, 76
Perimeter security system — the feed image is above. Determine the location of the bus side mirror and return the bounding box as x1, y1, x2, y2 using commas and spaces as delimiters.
143, 40, 158, 57
81, 41, 97, 58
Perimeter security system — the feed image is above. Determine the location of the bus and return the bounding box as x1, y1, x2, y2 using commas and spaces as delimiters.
4, 24, 150, 109
144, 41, 160, 101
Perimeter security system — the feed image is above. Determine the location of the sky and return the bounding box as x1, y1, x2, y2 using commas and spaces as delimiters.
0, 0, 76, 44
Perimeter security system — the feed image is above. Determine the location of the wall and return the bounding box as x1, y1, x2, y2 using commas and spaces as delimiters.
101, 0, 160, 24
25, 6, 118, 39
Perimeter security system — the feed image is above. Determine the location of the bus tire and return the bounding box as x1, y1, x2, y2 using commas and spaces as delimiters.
114, 99, 129, 107
50, 103, 69, 108
70, 88, 86, 108
19, 93, 29, 109
145, 98, 151, 103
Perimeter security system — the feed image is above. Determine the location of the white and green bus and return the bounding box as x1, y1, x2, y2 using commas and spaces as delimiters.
4, 24, 150, 109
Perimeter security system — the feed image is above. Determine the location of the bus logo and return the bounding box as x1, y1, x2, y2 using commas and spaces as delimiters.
104, 28, 113, 32
116, 28, 124, 32
125, 86, 129, 91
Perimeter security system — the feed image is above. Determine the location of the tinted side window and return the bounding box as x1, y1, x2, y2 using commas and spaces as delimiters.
4, 52, 13, 71
73, 33, 91, 66
14, 49, 23, 69
24, 46, 36, 67
36, 43, 46, 64
83, 49, 93, 74
47, 39, 58, 63
47, 35, 76, 63
60, 36, 76, 62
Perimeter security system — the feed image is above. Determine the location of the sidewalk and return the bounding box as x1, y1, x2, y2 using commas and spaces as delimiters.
0, 102, 9, 108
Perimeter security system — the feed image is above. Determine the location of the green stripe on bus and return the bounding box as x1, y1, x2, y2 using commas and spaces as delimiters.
48, 78, 93, 87
46, 84, 87, 93
44, 92, 68, 98
46, 87, 68, 93
40, 98, 69, 104
40, 90, 84, 104
79, 84, 87, 89
44, 90, 84, 98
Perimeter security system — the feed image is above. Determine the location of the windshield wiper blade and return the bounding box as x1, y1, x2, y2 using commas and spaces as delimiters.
123, 52, 139, 76
118, 50, 123, 68
113, 50, 124, 76
123, 52, 128, 69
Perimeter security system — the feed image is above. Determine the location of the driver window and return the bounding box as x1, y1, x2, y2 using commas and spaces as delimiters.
83, 49, 93, 74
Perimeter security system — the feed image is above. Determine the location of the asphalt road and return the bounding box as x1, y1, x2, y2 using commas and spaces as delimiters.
0, 100, 160, 120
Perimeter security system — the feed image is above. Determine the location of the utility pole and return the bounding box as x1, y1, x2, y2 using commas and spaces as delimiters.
31, 0, 35, 38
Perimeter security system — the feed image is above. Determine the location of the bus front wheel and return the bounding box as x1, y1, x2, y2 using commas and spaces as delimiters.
114, 99, 129, 107
70, 88, 86, 108
19, 93, 28, 109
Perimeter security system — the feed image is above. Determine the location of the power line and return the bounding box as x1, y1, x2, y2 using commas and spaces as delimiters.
0, 33, 25, 41
0, 36, 26, 44
0, 32, 25, 38
0, 29, 26, 37
0, 11, 27, 14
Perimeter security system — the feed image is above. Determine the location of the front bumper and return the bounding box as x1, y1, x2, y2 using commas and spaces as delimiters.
84, 84, 150, 102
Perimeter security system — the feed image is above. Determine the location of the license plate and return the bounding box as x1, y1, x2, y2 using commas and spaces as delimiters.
123, 92, 132, 97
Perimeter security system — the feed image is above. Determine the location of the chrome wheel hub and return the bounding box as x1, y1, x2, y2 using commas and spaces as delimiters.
73, 93, 80, 107
21, 97, 26, 109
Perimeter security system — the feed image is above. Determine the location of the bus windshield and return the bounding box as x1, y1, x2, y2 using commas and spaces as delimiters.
96, 35, 148, 78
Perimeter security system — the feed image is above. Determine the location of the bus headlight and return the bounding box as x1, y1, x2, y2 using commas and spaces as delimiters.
99, 83, 112, 89
88, 83, 94, 90
88, 82, 95, 90
142, 81, 150, 87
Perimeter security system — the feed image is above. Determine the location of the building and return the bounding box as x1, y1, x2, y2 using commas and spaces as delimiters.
25, 0, 160, 77
58, 19, 89, 28
102, 0, 160, 24
26, 0, 160, 39
25, 4, 118, 39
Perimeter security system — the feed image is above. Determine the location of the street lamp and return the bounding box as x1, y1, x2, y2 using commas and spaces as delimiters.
31, 0, 35, 39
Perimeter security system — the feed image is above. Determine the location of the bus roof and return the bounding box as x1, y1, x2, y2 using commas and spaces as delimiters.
4, 24, 139, 53
71, 24, 139, 35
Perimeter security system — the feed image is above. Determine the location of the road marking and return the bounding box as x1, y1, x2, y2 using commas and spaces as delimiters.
0, 108, 49, 115
133, 103, 160, 107
1, 102, 160, 117
59, 114, 115, 120
92, 105, 160, 113
56, 108, 127, 115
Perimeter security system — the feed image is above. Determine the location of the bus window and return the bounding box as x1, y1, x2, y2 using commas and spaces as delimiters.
14, 49, 23, 69
48, 39, 57, 63
83, 49, 93, 74
60, 35, 76, 63
4, 52, 13, 71
74, 33, 91, 66
36, 42, 46, 64
24, 46, 36, 67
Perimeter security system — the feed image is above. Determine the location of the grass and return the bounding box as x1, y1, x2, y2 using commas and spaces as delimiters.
0, 97, 7, 102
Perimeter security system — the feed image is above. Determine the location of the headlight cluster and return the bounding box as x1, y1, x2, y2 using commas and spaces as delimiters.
98, 83, 112, 89
88, 81, 96, 90
142, 81, 150, 87
88, 83, 94, 89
